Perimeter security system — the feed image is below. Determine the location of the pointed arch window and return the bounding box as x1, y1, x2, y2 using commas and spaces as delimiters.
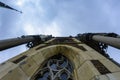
34, 54, 73, 80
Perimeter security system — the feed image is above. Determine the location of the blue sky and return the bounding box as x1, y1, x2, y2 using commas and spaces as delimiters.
0, 0, 120, 63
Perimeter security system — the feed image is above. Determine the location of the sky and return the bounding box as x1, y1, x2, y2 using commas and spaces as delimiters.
0, 0, 120, 63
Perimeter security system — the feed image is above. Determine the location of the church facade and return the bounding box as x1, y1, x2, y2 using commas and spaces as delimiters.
0, 37, 120, 80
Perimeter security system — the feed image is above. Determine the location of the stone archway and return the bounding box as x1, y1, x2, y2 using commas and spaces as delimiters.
31, 44, 85, 80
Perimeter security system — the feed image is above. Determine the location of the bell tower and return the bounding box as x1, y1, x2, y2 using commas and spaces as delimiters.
0, 33, 120, 80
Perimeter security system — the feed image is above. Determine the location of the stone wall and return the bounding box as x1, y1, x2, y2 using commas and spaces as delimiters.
0, 38, 120, 80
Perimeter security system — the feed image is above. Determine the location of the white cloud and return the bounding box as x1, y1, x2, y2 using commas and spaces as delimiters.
44, 22, 62, 36
23, 23, 36, 35
19, 0, 61, 36
23, 21, 61, 36
16, 0, 25, 7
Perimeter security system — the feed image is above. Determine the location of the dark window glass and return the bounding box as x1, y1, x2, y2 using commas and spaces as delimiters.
60, 72, 68, 80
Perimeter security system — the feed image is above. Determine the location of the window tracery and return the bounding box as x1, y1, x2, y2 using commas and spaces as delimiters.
34, 54, 73, 80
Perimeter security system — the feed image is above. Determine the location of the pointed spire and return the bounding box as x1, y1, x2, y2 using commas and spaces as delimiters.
0, 1, 22, 13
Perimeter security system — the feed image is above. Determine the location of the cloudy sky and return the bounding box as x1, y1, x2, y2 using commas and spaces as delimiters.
0, 0, 120, 63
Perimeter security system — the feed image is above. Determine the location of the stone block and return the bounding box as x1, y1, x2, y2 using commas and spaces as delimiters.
86, 50, 106, 60
106, 72, 120, 80
31, 52, 45, 65
77, 61, 100, 80
91, 72, 120, 80
91, 75, 109, 80
0, 62, 17, 79
99, 59, 120, 73
78, 44, 95, 51
1, 67, 28, 80
41, 45, 58, 59
19, 57, 39, 77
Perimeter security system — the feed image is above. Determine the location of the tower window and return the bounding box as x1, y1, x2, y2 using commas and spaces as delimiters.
34, 54, 73, 80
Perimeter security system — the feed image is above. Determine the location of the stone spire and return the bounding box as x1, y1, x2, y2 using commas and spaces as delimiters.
0, 1, 22, 13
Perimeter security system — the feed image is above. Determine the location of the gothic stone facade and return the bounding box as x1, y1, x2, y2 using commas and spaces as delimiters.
0, 37, 120, 80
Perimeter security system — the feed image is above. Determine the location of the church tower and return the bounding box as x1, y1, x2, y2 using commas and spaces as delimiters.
0, 33, 120, 80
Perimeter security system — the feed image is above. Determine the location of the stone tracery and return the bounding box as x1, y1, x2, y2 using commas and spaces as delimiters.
34, 54, 73, 80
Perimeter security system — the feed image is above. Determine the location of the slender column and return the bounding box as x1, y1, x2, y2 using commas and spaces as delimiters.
0, 36, 34, 51
92, 35, 120, 49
